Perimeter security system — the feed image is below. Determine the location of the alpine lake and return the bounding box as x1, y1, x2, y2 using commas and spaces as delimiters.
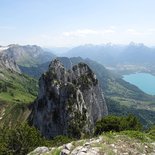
123, 73, 155, 95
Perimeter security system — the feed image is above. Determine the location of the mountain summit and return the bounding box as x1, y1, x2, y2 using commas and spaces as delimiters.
30, 59, 108, 138
0, 44, 55, 67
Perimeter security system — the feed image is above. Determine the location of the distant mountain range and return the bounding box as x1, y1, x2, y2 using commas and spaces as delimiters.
2, 43, 155, 72
61, 43, 155, 74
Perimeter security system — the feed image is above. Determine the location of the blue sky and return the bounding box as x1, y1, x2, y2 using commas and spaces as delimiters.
0, 0, 155, 47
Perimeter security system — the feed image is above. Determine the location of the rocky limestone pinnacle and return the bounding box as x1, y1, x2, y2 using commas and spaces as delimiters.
29, 59, 108, 139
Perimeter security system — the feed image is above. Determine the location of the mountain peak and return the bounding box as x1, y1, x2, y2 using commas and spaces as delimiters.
30, 59, 108, 138
49, 59, 64, 69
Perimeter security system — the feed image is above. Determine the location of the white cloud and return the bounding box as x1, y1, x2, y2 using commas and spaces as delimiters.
127, 29, 144, 35
63, 29, 97, 37
127, 28, 155, 36
102, 29, 115, 34
62, 28, 115, 37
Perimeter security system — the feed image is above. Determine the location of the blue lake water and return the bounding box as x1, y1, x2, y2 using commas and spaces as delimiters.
123, 73, 155, 95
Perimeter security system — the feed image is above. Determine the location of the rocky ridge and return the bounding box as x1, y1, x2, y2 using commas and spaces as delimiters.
0, 44, 55, 68
30, 59, 108, 138
28, 133, 155, 155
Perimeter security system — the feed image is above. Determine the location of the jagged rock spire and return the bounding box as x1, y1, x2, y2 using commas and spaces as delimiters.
30, 59, 108, 139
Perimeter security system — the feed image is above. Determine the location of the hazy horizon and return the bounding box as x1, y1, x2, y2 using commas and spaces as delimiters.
1, 42, 155, 49
1, 0, 155, 47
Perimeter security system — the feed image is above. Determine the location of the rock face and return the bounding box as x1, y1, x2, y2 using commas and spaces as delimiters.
0, 47, 21, 73
0, 44, 55, 67
30, 59, 108, 138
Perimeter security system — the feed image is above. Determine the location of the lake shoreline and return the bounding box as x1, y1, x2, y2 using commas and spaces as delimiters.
123, 73, 155, 96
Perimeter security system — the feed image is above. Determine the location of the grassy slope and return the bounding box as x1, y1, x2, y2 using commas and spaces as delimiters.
0, 69, 38, 127
16, 52, 55, 67
17, 53, 39, 67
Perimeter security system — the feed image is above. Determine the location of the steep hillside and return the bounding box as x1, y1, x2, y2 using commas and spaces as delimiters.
0, 68, 38, 127
0, 55, 38, 127
19, 62, 49, 78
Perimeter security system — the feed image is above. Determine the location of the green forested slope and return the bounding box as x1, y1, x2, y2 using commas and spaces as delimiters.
0, 69, 38, 127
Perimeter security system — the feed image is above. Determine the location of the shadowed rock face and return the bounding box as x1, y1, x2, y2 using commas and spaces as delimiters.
30, 59, 108, 139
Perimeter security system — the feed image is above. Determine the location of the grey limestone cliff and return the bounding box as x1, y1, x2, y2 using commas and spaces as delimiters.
30, 59, 108, 138
0, 47, 21, 73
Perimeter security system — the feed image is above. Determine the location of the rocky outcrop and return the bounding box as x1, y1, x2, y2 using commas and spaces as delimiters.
0, 47, 21, 73
30, 59, 108, 138
28, 134, 155, 155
